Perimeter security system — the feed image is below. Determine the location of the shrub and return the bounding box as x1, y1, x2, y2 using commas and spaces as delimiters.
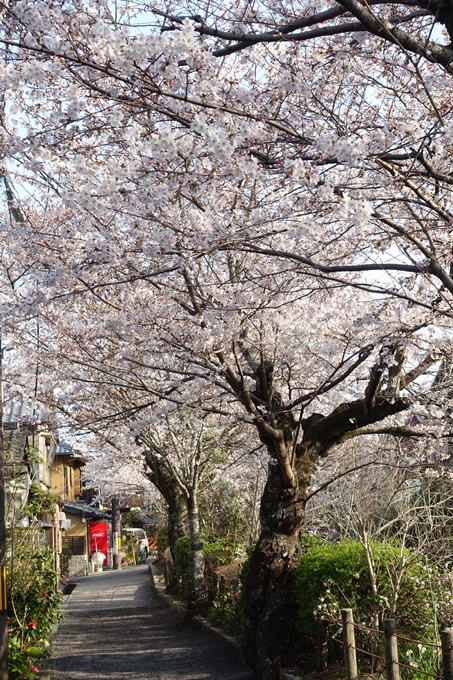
156, 525, 169, 555
294, 536, 451, 652
173, 532, 243, 596
207, 549, 253, 636
6, 477, 63, 679
208, 590, 245, 635
8, 545, 63, 679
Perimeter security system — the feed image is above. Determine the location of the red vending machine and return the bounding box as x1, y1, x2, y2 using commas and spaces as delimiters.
89, 521, 109, 566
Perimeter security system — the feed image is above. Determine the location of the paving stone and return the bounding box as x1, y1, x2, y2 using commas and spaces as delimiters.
46, 564, 253, 680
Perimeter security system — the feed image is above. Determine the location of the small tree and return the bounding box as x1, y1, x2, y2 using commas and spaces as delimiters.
138, 411, 233, 609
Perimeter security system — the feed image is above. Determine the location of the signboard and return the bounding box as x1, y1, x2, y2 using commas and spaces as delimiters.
89, 521, 109, 566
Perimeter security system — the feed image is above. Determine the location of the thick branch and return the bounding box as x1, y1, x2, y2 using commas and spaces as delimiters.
303, 395, 411, 452
334, 0, 453, 69
240, 242, 422, 274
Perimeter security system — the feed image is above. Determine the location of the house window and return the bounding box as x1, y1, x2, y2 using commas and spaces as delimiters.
63, 536, 86, 555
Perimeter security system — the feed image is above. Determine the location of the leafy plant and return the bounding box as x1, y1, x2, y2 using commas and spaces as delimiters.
6, 477, 63, 678
7, 545, 63, 679
156, 524, 169, 555
208, 590, 245, 635
173, 532, 243, 595
60, 544, 73, 575
294, 536, 451, 655
207, 548, 256, 636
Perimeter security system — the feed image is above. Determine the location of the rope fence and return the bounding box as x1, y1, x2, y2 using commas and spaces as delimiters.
316, 609, 453, 680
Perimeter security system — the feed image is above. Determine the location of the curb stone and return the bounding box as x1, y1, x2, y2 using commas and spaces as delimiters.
148, 563, 303, 678
147, 563, 242, 655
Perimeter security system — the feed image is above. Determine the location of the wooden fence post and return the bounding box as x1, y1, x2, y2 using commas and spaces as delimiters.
383, 619, 400, 680
317, 618, 328, 672
342, 608, 358, 680
441, 629, 453, 680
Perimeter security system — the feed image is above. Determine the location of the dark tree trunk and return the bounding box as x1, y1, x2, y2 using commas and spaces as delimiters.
142, 449, 189, 592
242, 428, 318, 679
240, 369, 415, 679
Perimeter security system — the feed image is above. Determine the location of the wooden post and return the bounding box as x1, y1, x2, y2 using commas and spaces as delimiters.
112, 498, 121, 571
383, 619, 400, 680
441, 629, 453, 680
342, 609, 358, 680
317, 619, 328, 672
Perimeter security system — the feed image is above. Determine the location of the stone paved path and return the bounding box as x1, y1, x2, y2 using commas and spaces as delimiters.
47, 563, 254, 680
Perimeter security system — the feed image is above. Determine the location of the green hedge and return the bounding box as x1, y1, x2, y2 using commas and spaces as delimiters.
294, 536, 443, 646
173, 532, 243, 595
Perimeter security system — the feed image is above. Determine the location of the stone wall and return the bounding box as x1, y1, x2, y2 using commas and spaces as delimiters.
68, 554, 88, 577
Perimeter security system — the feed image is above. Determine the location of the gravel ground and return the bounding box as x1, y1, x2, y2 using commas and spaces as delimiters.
47, 565, 254, 680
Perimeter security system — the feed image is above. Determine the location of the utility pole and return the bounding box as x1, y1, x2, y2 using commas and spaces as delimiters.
112, 498, 121, 570
0, 340, 8, 679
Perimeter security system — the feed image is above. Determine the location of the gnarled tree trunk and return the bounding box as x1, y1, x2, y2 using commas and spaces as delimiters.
239, 349, 431, 679
242, 446, 312, 678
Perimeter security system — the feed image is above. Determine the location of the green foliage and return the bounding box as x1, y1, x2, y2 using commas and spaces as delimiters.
208, 590, 245, 635
207, 549, 253, 636
121, 507, 142, 528
6, 483, 63, 678
199, 481, 248, 546
401, 643, 442, 680
8, 635, 46, 680
156, 525, 169, 555
60, 543, 73, 574
294, 536, 369, 637
202, 533, 242, 570
294, 536, 448, 651
173, 534, 191, 588
173, 532, 243, 594
7, 545, 63, 679
24, 485, 56, 523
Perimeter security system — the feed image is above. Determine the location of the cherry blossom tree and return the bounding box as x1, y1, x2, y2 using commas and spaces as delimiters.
7, 240, 444, 677
0, 3, 452, 678
138, 412, 242, 606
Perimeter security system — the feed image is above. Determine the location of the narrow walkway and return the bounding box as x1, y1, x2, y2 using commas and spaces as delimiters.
48, 563, 254, 680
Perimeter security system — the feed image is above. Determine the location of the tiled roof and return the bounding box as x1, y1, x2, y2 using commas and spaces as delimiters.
3, 399, 49, 426
63, 500, 106, 520
55, 441, 86, 464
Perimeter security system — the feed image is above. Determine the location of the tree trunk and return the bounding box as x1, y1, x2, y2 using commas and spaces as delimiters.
242, 438, 317, 680
186, 489, 207, 617
240, 381, 414, 679
142, 449, 189, 592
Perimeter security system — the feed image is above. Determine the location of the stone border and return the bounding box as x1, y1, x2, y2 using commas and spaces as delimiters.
147, 563, 241, 655
147, 563, 303, 679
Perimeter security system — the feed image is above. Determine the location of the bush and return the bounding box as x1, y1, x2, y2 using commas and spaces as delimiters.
8, 545, 63, 679
156, 525, 169, 555
294, 536, 450, 651
207, 549, 253, 636
6, 478, 63, 679
208, 590, 245, 635
173, 532, 243, 595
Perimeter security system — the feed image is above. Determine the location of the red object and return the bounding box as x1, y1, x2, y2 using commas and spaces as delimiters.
89, 521, 109, 566
27, 621, 37, 629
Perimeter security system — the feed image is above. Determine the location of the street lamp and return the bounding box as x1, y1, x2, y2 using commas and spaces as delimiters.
0, 338, 13, 680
